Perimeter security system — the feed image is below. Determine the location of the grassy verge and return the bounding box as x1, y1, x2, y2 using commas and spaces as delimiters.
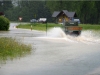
0, 37, 32, 63
17, 23, 63, 31
17, 23, 100, 31
79, 24, 100, 31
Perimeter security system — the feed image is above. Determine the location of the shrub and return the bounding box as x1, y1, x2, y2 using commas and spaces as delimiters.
0, 37, 32, 62
0, 16, 10, 31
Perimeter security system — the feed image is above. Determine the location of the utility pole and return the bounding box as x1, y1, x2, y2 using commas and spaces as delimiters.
46, 19, 47, 36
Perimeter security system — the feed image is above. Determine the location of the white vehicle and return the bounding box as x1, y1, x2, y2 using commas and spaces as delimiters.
74, 19, 80, 24
38, 18, 47, 23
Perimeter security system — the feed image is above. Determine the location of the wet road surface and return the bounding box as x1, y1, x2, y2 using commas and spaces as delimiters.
0, 23, 100, 75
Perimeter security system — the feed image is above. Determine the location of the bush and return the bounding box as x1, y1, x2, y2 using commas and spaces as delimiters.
0, 16, 10, 31
0, 37, 32, 62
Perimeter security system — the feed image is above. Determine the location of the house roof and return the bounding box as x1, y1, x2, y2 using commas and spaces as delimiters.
62, 10, 68, 15
52, 11, 60, 17
66, 12, 76, 17
52, 10, 77, 17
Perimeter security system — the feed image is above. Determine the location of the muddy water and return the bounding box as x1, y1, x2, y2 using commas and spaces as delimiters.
0, 23, 100, 75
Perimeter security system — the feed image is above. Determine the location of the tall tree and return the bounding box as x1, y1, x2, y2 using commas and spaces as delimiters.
1, 0, 13, 12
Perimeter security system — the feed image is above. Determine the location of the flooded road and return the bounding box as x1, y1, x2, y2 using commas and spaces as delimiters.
0, 23, 100, 75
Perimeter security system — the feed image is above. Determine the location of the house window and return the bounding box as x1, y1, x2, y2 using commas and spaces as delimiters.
59, 19, 62, 22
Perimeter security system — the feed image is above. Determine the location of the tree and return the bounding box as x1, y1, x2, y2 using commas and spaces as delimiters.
0, 16, 10, 31
1, 0, 100, 24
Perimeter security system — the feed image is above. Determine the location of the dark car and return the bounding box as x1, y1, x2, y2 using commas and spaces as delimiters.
30, 19, 37, 23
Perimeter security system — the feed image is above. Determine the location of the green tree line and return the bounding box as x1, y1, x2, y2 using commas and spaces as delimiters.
46, 1, 100, 24
0, 0, 100, 24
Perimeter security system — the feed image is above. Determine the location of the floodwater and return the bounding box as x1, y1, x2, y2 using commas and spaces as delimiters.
0, 23, 100, 75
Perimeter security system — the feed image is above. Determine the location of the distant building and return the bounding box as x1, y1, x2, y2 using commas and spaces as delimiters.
52, 10, 77, 24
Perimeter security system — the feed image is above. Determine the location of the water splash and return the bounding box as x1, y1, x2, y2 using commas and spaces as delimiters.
47, 27, 66, 38
77, 30, 100, 44
45, 27, 100, 44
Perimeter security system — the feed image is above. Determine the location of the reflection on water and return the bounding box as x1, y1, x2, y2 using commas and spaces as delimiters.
0, 23, 100, 75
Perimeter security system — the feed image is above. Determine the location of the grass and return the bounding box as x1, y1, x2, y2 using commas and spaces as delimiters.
79, 24, 100, 31
0, 37, 32, 63
17, 23, 100, 31
17, 23, 63, 31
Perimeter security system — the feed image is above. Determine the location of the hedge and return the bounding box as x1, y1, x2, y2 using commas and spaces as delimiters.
0, 16, 10, 31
